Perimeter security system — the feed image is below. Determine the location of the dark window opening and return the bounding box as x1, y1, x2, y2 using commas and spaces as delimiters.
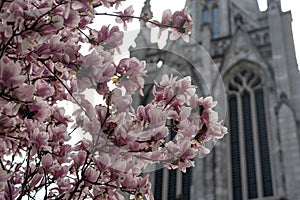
242, 91, 258, 199
154, 168, 164, 200
182, 168, 192, 200
168, 169, 177, 200
255, 90, 273, 197
229, 96, 243, 200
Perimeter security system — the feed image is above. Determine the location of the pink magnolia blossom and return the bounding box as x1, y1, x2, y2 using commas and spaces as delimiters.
30, 128, 49, 148
90, 25, 124, 52
0, 1, 227, 199
136, 104, 167, 129
85, 167, 99, 183
28, 99, 51, 121
73, 150, 87, 166
56, 178, 71, 193
149, 9, 172, 38
13, 85, 35, 101
147, 8, 192, 42
0, 22, 13, 39
77, 50, 114, 91
34, 79, 55, 98
116, 57, 146, 95
52, 164, 69, 179
29, 174, 43, 188
42, 153, 53, 170
111, 88, 133, 112
0, 57, 26, 88
0, 168, 10, 182
63, 4, 80, 28
115, 6, 134, 30
169, 9, 192, 42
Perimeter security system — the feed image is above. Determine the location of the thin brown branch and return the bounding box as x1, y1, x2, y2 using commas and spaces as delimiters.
38, 59, 92, 121
95, 12, 180, 29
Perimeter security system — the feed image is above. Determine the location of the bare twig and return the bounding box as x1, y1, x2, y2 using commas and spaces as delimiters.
39, 59, 93, 121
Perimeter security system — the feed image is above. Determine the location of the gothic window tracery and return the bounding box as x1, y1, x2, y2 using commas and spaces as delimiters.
228, 68, 273, 200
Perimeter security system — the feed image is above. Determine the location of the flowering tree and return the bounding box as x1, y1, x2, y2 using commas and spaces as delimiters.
0, 1, 227, 199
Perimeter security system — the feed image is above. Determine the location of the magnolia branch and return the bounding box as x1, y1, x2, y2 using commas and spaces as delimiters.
95, 12, 185, 30
38, 59, 93, 121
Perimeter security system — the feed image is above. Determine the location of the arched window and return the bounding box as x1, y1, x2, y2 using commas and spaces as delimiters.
202, 7, 209, 23
212, 6, 220, 38
228, 69, 273, 199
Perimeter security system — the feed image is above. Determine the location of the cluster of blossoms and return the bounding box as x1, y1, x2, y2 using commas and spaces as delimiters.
147, 9, 193, 42
0, 0, 226, 200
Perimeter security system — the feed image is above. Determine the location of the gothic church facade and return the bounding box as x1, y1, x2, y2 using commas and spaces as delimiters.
130, 0, 300, 199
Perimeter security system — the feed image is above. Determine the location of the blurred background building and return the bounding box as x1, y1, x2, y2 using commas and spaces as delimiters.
130, 0, 300, 199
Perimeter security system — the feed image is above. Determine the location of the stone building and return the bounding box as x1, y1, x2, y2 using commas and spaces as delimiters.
130, 0, 300, 199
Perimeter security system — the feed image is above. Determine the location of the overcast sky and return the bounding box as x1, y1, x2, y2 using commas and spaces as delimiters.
98, 0, 300, 66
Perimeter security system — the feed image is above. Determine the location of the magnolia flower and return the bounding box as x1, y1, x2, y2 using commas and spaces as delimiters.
52, 164, 69, 179
115, 6, 134, 30
136, 104, 167, 129
56, 178, 71, 193
0, 1, 228, 199
153, 75, 196, 111
0, 22, 13, 39
111, 88, 133, 112
29, 174, 43, 187
63, 5, 80, 28
0, 57, 26, 88
198, 96, 217, 110
169, 9, 192, 42
155, 9, 172, 39
34, 79, 55, 98
116, 57, 146, 95
85, 167, 99, 183
73, 150, 87, 166
28, 100, 51, 121
77, 50, 114, 91
90, 26, 124, 52
42, 154, 53, 170
13, 85, 35, 101
30, 128, 49, 148
147, 9, 192, 42
0, 168, 10, 182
